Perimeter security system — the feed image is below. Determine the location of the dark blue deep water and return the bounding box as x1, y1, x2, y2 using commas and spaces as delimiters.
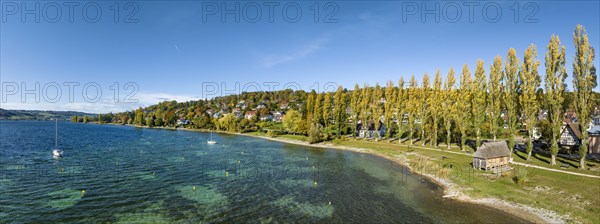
0, 121, 527, 223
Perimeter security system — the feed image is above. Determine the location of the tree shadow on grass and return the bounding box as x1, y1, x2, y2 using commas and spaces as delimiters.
514, 151, 527, 161
533, 153, 550, 164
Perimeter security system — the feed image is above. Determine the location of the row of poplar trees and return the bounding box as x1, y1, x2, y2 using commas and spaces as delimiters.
299, 25, 596, 170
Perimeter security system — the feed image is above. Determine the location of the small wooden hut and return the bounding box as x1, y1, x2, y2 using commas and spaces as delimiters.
472, 141, 511, 171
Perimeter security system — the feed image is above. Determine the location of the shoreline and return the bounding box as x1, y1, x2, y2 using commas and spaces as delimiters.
235, 133, 564, 224
91, 124, 566, 223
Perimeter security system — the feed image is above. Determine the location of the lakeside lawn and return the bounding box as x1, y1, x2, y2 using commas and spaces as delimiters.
253, 132, 600, 223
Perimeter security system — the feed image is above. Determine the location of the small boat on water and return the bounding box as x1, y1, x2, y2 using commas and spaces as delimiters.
52, 119, 64, 158
207, 132, 217, 145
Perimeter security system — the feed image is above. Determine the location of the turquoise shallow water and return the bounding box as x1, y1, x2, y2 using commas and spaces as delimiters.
0, 121, 528, 223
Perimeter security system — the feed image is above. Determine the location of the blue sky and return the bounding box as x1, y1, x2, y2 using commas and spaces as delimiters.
1, 1, 599, 113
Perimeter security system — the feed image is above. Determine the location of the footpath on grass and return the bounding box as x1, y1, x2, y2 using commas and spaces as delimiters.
402, 143, 600, 179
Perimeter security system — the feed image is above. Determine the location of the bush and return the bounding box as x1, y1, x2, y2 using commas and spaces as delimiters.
308, 124, 323, 144
267, 130, 278, 138
437, 167, 452, 178
512, 168, 531, 185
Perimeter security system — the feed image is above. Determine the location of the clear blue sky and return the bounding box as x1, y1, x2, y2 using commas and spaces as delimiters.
1, 1, 599, 113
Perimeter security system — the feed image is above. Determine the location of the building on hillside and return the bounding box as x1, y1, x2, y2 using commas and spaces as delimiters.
176, 119, 191, 126
260, 114, 273, 122
472, 141, 511, 171
272, 111, 284, 122
279, 102, 289, 110
245, 110, 257, 120
233, 111, 243, 119
356, 120, 386, 138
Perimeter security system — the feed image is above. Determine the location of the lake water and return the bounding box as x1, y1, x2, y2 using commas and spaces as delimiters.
0, 121, 528, 223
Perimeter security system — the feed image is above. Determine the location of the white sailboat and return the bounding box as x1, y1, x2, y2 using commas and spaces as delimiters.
52, 119, 64, 158
207, 132, 217, 144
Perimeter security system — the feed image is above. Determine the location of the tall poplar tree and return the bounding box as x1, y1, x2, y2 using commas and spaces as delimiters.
419, 74, 430, 145
456, 65, 473, 151
333, 86, 347, 137
306, 90, 316, 124
384, 80, 397, 138
545, 34, 567, 166
351, 84, 361, 136
572, 25, 596, 169
360, 84, 371, 124
444, 68, 456, 150
520, 44, 541, 161
372, 83, 384, 138
323, 92, 332, 128
396, 76, 406, 143
429, 70, 443, 147
488, 56, 503, 141
407, 75, 418, 145
504, 48, 521, 151
313, 93, 323, 126
473, 60, 487, 148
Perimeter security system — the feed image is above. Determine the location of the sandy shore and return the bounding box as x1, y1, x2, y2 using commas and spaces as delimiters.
112, 124, 566, 223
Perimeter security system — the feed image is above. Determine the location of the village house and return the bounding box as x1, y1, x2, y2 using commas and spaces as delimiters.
256, 103, 267, 109
589, 126, 600, 154
279, 102, 289, 110
560, 119, 582, 149
176, 119, 191, 126
356, 120, 386, 138
272, 111, 284, 122
236, 100, 247, 109
472, 141, 511, 172
559, 117, 600, 154
245, 110, 257, 120
260, 114, 273, 122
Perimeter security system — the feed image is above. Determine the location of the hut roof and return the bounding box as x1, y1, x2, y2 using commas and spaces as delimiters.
473, 141, 510, 159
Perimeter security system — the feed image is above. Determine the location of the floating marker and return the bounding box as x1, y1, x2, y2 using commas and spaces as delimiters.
306, 157, 308, 160
60, 168, 64, 173
314, 181, 318, 187
328, 201, 331, 205
81, 190, 86, 197
152, 172, 156, 176
238, 160, 240, 164
192, 186, 197, 191
226, 171, 229, 177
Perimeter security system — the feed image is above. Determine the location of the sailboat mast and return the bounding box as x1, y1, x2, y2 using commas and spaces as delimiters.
55, 118, 58, 147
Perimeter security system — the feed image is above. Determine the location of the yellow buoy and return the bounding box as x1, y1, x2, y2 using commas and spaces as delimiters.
192, 186, 197, 191
81, 190, 86, 197
314, 181, 318, 187
226, 171, 229, 177
238, 160, 240, 164
328, 201, 331, 205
